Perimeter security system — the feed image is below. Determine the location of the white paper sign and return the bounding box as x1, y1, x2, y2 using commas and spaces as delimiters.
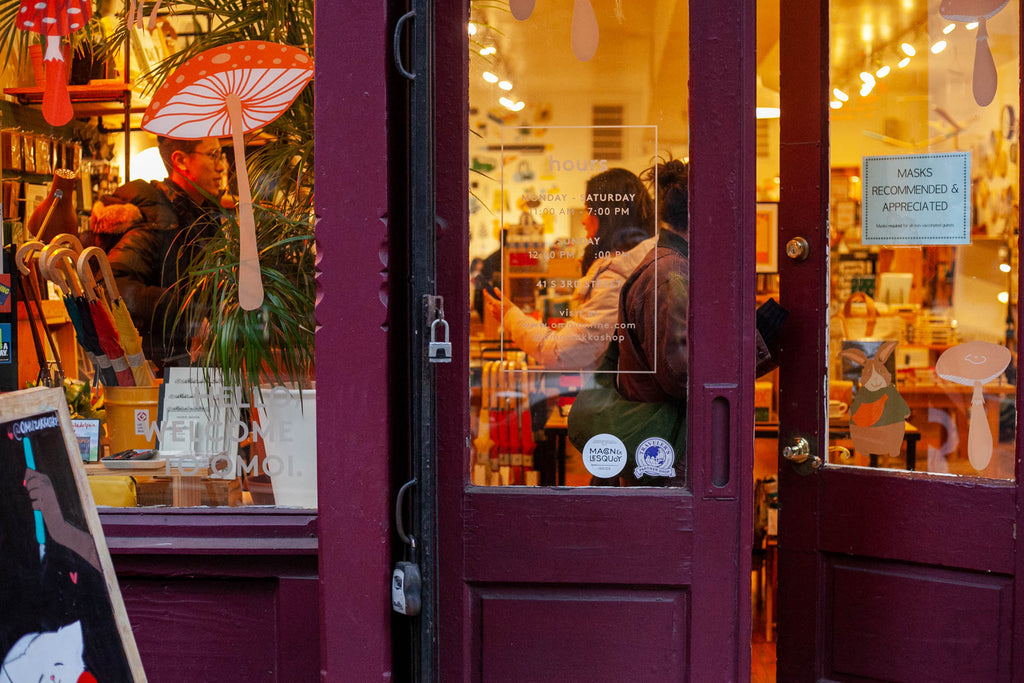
861, 152, 970, 245
158, 367, 233, 459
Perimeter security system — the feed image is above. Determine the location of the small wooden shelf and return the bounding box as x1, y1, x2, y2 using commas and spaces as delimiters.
3, 81, 149, 118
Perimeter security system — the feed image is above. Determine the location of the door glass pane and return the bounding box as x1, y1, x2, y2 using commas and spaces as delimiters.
468, 2, 689, 487
828, 0, 1018, 480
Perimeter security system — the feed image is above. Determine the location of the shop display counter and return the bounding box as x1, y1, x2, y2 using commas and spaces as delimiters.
85, 461, 214, 507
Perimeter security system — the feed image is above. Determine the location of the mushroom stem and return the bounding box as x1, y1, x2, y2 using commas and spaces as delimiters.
967, 380, 993, 471
226, 93, 265, 311
973, 17, 998, 106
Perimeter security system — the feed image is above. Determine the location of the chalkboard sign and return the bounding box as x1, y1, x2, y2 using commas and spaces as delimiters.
0, 387, 146, 682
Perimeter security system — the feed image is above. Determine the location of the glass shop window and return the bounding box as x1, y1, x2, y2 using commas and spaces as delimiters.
5, 3, 317, 508
826, 0, 1018, 480
468, 1, 690, 488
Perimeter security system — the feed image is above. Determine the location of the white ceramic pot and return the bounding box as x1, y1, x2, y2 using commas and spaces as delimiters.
256, 387, 317, 507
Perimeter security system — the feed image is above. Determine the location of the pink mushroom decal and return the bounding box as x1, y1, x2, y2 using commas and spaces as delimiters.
17, 0, 91, 126
509, 0, 536, 21
935, 340, 1011, 471
940, 0, 1010, 106
511, 0, 600, 62
141, 41, 314, 311
128, 0, 165, 30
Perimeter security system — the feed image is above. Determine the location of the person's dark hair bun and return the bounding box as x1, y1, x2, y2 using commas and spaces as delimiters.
657, 158, 688, 189
642, 156, 689, 231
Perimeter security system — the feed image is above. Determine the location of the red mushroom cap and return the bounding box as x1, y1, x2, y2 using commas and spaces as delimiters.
142, 41, 314, 139
17, 0, 91, 36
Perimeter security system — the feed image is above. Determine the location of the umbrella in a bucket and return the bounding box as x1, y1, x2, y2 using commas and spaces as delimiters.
141, 40, 314, 311
41, 247, 118, 386
77, 269, 135, 387
15, 240, 64, 384
78, 247, 154, 387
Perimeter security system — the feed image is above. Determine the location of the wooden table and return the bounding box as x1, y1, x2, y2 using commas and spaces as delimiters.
85, 461, 212, 507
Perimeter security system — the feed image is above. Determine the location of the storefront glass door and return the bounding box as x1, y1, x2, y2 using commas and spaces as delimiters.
438, 1, 756, 680
777, 0, 1022, 679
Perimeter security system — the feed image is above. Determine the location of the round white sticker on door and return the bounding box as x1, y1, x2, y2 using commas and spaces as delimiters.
581, 433, 627, 478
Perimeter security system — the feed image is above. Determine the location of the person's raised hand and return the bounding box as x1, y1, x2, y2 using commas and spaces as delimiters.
483, 287, 509, 322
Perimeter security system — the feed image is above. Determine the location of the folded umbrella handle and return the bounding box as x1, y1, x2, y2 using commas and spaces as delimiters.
15, 240, 45, 276
49, 233, 83, 254
39, 247, 84, 298
78, 246, 121, 302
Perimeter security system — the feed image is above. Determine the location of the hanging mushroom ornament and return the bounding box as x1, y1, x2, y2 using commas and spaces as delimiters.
940, 0, 1010, 107
17, 0, 91, 126
141, 41, 314, 311
935, 340, 1011, 471
127, 0, 165, 31
509, 0, 536, 21
511, 0, 599, 62
571, 0, 599, 62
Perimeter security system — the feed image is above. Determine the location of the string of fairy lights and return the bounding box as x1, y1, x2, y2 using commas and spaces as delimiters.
469, 21, 526, 112
830, 19, 971, 110
469, 15, 979, 115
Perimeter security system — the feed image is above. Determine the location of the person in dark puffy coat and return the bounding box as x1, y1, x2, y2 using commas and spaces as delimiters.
85, 136, 227, 371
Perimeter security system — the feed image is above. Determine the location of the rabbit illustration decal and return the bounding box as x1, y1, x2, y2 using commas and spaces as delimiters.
839, 341, 911, 457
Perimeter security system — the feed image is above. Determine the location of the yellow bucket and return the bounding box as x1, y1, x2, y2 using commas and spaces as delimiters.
104, 385, 161, 453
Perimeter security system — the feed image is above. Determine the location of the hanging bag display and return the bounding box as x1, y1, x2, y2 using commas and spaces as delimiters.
835, 291, 906, 342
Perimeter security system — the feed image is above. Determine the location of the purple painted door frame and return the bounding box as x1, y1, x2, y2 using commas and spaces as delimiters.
777, 0, 1024, 679
435, 2, 758, 680
314, 1, 394, 681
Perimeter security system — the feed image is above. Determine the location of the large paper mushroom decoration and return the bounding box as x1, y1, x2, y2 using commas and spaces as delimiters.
935, 340, 1011, 471
17, 0, 91, 126
940, 0, 1010, 106
141, 41, 314, 311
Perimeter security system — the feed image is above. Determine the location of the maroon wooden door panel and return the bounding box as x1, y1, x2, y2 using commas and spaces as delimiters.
815, 472, 1015, 573
474, 587, 689, 683
777, 0, 1023, 680
824, 557, 1012, 682
462, 491, 694, 585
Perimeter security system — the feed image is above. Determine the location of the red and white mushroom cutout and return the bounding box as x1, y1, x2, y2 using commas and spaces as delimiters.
17, 0, 91, 126
141, 41, 314, 311
935, 340, 1011, 471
